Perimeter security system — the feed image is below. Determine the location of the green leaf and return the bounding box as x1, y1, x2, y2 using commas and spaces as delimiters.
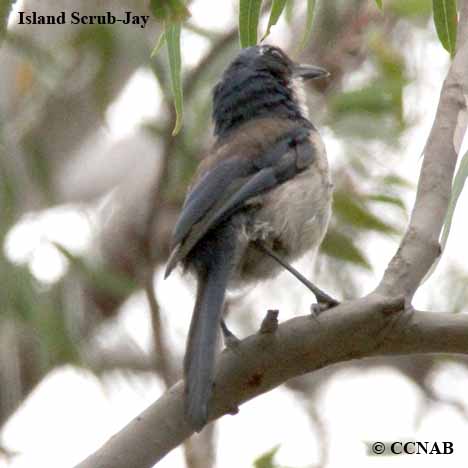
422, 150, 468, 282
321, 230, 371, 269
432, 0, 458, 57
239, 0, 263, 47
285, 0, 295, 23
151, 30, 166, 57
166, 22, 184, 135
151, 0, 167, 18
333, 191, 398, 234
389, 0, 432, 18
0, 0, 14, 43
367, 194, 406, 210
369, 34, 405, 81
0, 156, 19, 228
297, 0, 316, 51
2, 263, 39, 323
330, 82, 397, 116
375, 0, 383, 9
254, 445, 280, 468
150, 0, 190, 22
262, 0, 287, 40
441, 149, 468, 250
382, 174, 413, 189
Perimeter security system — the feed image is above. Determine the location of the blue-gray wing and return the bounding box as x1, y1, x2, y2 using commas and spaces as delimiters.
171, 158, 254, 248
165, 127, 316, 277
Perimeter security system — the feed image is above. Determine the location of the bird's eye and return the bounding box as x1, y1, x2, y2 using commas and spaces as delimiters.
269, 48, 283, 60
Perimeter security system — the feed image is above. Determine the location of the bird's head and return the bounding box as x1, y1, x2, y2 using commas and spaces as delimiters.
212, 45, 329, 137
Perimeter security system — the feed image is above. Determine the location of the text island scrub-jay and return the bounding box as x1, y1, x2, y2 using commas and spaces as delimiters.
165, 45, 337, 431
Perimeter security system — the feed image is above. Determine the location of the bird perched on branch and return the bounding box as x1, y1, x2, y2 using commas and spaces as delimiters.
165, 45, 336, 432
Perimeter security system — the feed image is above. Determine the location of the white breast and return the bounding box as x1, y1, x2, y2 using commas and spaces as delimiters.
233, 128, 332, 286
257, 161, 332, 259
256, 124, 331, 249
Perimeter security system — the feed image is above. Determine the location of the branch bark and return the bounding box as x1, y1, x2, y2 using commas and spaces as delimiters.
75, 3, 468, 467
377, 0, 468, 298
75, 296, 468, 468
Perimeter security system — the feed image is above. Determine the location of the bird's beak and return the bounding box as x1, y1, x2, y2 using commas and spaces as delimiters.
293, 63, 330, 80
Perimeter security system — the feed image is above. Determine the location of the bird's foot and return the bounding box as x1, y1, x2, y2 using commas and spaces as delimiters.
254, 240, 339, 308
310, 297, 340, 317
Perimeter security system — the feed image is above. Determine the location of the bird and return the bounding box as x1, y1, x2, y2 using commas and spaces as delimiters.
165, 44, 335, 432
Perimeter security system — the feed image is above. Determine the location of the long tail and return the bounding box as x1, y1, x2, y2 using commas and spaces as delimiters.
184, 255, 233, 432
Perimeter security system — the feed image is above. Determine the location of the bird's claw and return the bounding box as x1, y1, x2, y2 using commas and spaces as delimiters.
310, 299, 339, 317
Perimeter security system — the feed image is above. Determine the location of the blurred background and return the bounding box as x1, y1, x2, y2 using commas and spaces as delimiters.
1, 0, 468, 467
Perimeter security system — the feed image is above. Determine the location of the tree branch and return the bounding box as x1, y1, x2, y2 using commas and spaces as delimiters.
377, 1, 468, 298
144, 272, 177, 386
75, 295, 468, 468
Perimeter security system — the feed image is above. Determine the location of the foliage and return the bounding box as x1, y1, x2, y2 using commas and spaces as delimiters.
239, 0, 263, 46
425, 149, 468, 281
432, 0, 458, 57
150, 0, 190, 22
262, 0, 288, 40
165, 22, 183, 135
150, 0, 459, 133
441, 149, 468, 252
254, 446, 280, 468
321, 230, 371, 269
0, 0, 15, 43
296, 0, 316, 52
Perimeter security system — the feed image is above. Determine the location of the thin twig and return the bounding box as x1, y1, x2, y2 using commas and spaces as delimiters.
144, 271, 175, 387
